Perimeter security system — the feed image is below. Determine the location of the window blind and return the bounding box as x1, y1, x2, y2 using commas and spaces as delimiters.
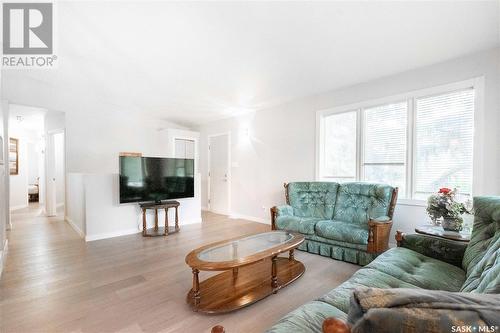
323, 111, 357, 180
363, 102, 407, 195
414, 88, 474, 198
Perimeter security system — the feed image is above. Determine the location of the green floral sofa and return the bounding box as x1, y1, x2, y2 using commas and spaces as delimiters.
266, 196, 500, 333
271, 182, 398, 265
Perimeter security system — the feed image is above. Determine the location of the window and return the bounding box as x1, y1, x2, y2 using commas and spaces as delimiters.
321, 111, 357, 182
414, 89, 474, 199
318, 80, 478, 201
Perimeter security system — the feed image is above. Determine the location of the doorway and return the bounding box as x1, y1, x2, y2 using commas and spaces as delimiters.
8, 105, 46, 215
208, 133, 230, 215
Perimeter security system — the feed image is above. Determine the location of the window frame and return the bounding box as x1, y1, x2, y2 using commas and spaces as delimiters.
316, 77, 484, 206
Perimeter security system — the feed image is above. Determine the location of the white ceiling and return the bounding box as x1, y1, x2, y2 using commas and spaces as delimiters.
5, 1, 500, 127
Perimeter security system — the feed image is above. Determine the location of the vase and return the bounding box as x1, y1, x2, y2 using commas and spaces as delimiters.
441, 217, 463, 232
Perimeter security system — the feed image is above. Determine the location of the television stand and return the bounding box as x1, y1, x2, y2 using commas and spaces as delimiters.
139, 201, 180, 237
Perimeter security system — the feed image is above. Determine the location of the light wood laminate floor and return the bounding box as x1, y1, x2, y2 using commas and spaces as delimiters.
0, 205, 359, 333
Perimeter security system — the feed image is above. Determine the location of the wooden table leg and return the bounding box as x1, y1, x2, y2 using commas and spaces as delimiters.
164, 208, 169, 236
271, 255, 278, 292
192, 268, 201, 306
175, 206, 179, 231
289, 249, 294, 261
142, 208, 147, 236
154, 208, 159, 231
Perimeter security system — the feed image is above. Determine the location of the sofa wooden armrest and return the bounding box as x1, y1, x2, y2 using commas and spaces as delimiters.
394, 230, 467, 267
323, 318, 351, 333
270, 206, 278, 230
270, 183, 291, 230
367, 218, 393, 253
366, 187, 398, 254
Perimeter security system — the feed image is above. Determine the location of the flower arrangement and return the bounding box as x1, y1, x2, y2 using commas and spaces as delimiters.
426, 188, 472, 231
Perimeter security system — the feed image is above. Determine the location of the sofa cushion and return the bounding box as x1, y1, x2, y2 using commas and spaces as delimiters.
305, 235, 368, 250
333, 182, 394, 225
287, 182, 339, 219
315, 220, 369, 245
365, 247, 466, 291
275, 216, 321, 235
460, 235, 500, 293
462, 196, 500, 275
265, 301, 347, 333
318, 268, 420, 313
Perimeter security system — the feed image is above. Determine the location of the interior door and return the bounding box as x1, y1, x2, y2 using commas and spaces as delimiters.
45, 132, 57, 216
209, 134, 229, 214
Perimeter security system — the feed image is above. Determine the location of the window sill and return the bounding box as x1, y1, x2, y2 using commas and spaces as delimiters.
396, 199, 427, 207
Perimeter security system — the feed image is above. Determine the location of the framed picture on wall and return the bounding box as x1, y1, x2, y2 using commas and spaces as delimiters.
9, 138, 19, 175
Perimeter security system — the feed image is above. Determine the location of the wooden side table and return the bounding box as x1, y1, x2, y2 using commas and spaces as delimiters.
415, 225, 471, 242
140, 201, 180, 237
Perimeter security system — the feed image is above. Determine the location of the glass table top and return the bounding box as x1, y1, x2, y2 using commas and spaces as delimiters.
197, 231, 294, 262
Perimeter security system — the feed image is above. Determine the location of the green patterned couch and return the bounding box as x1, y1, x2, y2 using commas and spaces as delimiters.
266, 196, 500, 333
271, 182, 398, 265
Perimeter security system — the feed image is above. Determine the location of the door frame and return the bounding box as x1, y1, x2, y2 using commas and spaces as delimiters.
45, 129, 65, 217
207, 132, 231, 215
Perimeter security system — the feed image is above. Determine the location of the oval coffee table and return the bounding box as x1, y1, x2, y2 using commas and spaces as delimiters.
185, 231, 305, 314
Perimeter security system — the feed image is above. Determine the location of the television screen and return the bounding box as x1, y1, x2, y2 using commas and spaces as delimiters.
119, 156, 194, 203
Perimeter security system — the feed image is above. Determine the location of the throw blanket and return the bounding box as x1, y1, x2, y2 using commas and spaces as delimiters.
348, 288, 500, 333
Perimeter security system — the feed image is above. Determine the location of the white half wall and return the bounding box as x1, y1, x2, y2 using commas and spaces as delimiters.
67, 173, 202, 241
66, 172, 85, 237
198, 47, 500, 241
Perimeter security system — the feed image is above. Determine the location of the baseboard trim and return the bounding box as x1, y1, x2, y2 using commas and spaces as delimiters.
210, 209, 231, 215
85, 218, 203, 242
10, 204, 28, 211
181, 217, 203, 225
85, 228, 140, 242
0, 239, 9, 278
65, 217, 85, 239
229, 213, 270, 225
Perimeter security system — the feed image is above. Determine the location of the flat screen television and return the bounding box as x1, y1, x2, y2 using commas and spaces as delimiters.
119, 156, 194, 204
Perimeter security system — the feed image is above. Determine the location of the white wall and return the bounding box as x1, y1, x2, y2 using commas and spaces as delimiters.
198, 47, 500, 240
54, 132, 65, 206
0, 98, 8, 277
27, 142, 41, 185
65, 109, 179, 174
